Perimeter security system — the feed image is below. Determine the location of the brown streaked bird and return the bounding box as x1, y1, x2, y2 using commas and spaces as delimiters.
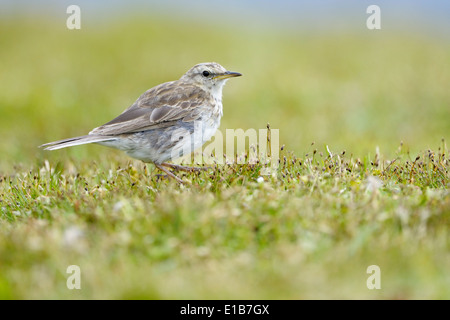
40, 62, 242, 183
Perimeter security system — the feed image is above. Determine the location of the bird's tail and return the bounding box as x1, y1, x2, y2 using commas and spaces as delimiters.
40, 135, 117, 150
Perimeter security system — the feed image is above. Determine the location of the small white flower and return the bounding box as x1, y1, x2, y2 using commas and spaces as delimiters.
257, 176, 264, 183
63, 226, 84, 247
113, 200, 125, 213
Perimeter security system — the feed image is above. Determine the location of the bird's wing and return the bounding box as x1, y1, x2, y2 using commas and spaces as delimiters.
89, 81, 209, 136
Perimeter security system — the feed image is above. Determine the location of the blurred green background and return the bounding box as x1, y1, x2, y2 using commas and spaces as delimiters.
1, 0, 449, 173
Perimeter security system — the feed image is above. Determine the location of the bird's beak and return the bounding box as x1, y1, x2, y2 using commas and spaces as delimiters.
214, 71, 242, 80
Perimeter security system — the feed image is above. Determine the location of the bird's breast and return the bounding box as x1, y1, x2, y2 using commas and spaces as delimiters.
198, 100, 222, 143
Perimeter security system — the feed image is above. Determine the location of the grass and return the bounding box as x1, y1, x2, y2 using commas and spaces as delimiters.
1, 140, 449, 299
0, 13, 450, 299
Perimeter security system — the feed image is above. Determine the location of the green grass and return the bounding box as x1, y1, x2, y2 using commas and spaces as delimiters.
1, 141, 449, 299
0, 14, 450, 299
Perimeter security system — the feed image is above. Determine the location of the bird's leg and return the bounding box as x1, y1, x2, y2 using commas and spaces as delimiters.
161, 163, 211, 172
155, 164, 185, 184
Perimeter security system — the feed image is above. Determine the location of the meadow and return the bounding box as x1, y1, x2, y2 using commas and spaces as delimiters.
0, 14, 449, 299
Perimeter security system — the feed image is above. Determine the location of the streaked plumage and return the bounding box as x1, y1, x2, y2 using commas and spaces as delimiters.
40, 62, 241, 183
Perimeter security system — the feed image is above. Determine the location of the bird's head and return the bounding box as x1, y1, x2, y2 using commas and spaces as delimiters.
180, 62, 242, 93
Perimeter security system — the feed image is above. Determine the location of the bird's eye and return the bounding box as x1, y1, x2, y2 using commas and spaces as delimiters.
202, 70, 210, 77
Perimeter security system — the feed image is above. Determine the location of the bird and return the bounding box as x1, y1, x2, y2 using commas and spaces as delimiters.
40, 62, 242, 183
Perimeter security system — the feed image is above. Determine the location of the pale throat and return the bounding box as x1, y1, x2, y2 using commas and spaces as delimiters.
211, 82, 226, 117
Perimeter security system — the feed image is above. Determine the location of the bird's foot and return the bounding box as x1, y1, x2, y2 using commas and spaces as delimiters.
155, 164, 185, 184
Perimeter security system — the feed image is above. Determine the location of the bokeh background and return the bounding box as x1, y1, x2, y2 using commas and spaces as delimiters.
1, 0, 449, 168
